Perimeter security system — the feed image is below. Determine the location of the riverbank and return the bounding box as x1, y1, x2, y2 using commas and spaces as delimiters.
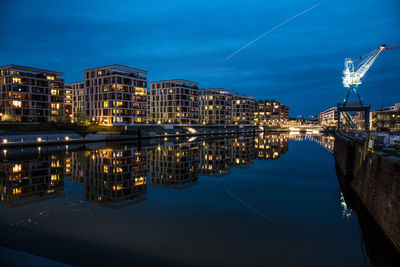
0, 125, 290, 148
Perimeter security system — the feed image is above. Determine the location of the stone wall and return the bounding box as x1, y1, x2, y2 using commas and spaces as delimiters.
334, 133, 400, 253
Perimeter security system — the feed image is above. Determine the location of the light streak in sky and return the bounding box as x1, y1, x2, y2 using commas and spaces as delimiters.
226, 3, 320, 60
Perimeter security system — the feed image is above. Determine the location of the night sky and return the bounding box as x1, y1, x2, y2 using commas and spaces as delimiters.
1, 0, 399, 117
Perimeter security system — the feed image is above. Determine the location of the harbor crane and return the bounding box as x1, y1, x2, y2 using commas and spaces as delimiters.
339, 44, 399, 129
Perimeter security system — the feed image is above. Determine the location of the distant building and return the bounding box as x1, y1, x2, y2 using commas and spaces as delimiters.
84, 64, 148, 125
232, 94, 255, 125
254, 100, 281, 126
149, 79, 199, 124
199, 88, 232, 125
319, 107, 338, 126
0, 64, 64, 122
370, 103, 400, 131
72, 81, 85, 121
280, 105, 289, 124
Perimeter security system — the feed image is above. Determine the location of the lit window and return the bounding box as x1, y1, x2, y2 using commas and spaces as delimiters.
12, 77, 21, 84
46, 76, 55, 80
13, 164, 22, 173
51, 89, 58, 95
12, 100, 21, 107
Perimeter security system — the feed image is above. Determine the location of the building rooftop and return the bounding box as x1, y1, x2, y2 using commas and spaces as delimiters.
0, 64, 64, 76
235, 94, 254, 99
85, 64, 148, 75
200, 88, 233, 94
150, 79, 199, 86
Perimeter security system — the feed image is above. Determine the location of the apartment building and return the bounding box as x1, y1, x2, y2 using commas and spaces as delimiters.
370, 103, 400, 131
64, 83, 73, 121
0, 64, 64, 122
84, 64, 148, 125
199, 88, 232, 125
72, 81, 85, 121
254, 100, 282, 126
280, 104, 289, 124
232, 94, 255, 125
149, 79, 199, 124
319, 107, 338, 126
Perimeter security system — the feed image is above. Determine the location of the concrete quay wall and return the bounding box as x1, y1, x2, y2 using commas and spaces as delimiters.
334, 133, 400, 252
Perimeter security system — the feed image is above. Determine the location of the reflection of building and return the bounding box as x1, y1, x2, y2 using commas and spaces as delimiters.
77, 148, 148, 208
199, 139, 232, 177
370, 103, 400, 131
316, 135, 335, 153
232, 137, 254, 168
319, 107, 338, 126
0, 64, 65, 122
0, 155, 64, 206
149, 79, 199, 125
232, 94, 255, 125
149, 143, 199, 188
84, 64, 148, 125
199, 89, 232, 125
254, 135, 289, 160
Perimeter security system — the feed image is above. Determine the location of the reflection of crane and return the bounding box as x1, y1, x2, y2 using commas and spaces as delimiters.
340, 44, 399, 129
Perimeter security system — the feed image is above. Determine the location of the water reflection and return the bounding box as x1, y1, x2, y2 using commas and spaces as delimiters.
74, 148, 148, 208
0, 133, 398, 266
149, 143, 200, 189
0, 133, 293, 208
0, 154, 64, 206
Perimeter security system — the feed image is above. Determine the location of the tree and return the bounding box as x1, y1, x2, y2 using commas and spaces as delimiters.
74, 111, 91, 126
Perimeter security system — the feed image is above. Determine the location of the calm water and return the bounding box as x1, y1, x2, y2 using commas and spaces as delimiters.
0, 134, 377, 266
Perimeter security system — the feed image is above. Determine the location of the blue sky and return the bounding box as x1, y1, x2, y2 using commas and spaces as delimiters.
0, 0, 399, 116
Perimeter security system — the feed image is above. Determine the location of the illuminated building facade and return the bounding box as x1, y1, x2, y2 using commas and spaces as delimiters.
79, 148, 148, 208
319, 107, 338, 126
0, 155, 64, 206
254, 100, 281, 126
84, 64, 148, 125
72, 81, 85, 121
64, 83, 73, 121
149, 79, 199, 124
199, 88, 232, 125
280, 104, 289, 124
148, 143, 199, 188
232, 94, 255, 125
370, 103, 400, 131
0, 64, 64, 122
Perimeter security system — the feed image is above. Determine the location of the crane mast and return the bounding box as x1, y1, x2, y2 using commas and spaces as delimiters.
338, 44, 399, 130
342, 44, 387, 106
